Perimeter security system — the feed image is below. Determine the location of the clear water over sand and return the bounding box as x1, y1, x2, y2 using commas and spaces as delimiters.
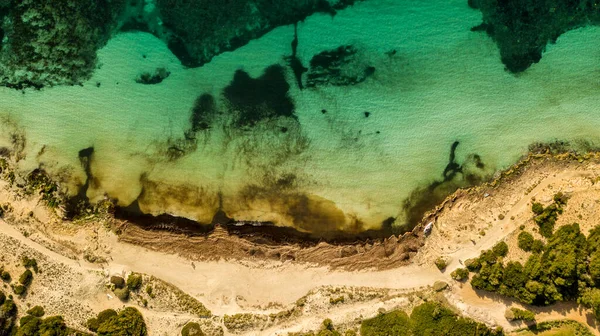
1, 0, 599, 233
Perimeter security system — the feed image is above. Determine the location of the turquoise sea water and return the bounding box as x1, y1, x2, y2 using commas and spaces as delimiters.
1, 0, 600, 234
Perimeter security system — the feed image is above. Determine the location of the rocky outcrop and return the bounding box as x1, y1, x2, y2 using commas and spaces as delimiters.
470, 0, 600, 73
0, 0, 126, 88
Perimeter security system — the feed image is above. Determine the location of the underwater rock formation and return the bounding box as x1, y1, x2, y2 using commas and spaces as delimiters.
0, 0, 126, 88
153, 0, 362, 67
223, 65, 296, 128
306, 45, 375, 88
470, 0, 600, 73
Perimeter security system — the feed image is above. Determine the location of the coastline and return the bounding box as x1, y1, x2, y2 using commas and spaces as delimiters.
0, 142, 599, 334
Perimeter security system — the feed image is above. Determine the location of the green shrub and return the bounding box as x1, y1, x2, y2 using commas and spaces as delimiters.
27, 305, 45, 317
1, 270, 11, 282
505, 307, 535, 321
478, 249, 500, 264
531, 239, 544, 253
492, 241, 508, 257
97, 309, 118, 324
518, 231, 534, 251
434, 257, 448, 271
19, 269, 33, 287
531, 202, 544, 215
12, 284, 26, 295
146, 285, 154, 298
0, 299, 16, 317
21, 256, 38, 273
588, 226, 600, 254
127, 273, 143, 291
553, 192, 568, 206
86, 318, 100, 332
465, 258, 481, 272
532, 195, 567, 238
360, 310, 411, 336
95, 307, 148, 336
329, 296, 345, 305
37, 316, 69, 335
17, 315, 41, 336
113, 287, 130, 301
110, 276, 125, 289
181, 321, 204, 336
451, 268, 469, 281
580, 288, 600, 320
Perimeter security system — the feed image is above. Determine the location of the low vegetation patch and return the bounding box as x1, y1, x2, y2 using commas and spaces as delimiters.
0, 290, 87, 335
514, 320, 593, 336
127, 273, 143, 291
435, 257, 448, 271
181, 321, 204, 336
21, 256, 38, 273
87, 307, 147, 335
505, 307, 535, 322
451, 268, 469, 281
361, 302, 502, 336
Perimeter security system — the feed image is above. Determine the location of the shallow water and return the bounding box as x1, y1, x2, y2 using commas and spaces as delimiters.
1, 0, 600, 234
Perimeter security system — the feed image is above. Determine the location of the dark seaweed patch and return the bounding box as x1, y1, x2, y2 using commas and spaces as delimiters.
286, 23, 307, 90
135, 67, 170, 85
223, 65, 296, 128
115, 199, 215, 235
162, 93, 220, 161
63, 147, 95, 219
237, 174, 348, 234
401, 142, 489, 230
306, 45, 375, 88
442, 141, 462, 181
189, 93, 218, 133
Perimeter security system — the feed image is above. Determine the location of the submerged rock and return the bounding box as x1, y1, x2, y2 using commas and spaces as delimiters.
306, 45, 375, 88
